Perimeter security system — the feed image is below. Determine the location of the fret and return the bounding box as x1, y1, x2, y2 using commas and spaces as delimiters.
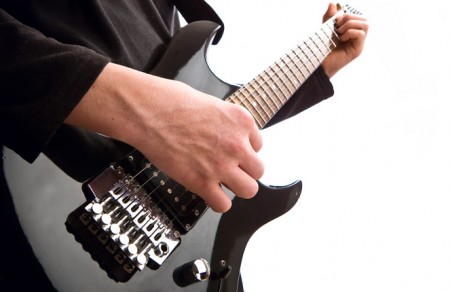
267, 65, 292, 101
236, 87, 267, 127
226, 93, 264, 126
296, 45, 313, 75
280, 54, 302, 89
226, 7, 348, 129
317, 28, 336, 57
253, 74, 283, 113
287, 49, 308, 82
306, 37, 322, 66
262, 69, 287, 106
247, 81, 280, 114
274, 60, 297, 96
227, 93, 265, 128
315, 31, 333, 57
324, 23, 339, 48
252, 75, 273, 103
311, 34, 327, 59
254, 73, 284, 109
241, 85, 273, 120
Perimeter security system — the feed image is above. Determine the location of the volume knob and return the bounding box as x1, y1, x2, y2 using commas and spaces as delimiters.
174, 258, 211, 287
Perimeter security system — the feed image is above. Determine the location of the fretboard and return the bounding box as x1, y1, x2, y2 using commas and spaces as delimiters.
226, 15, 340, 129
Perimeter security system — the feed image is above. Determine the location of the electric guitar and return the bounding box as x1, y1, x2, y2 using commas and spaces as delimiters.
4, 4, 360, 292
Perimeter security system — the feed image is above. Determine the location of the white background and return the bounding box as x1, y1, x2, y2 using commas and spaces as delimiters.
204, 0, 450, 291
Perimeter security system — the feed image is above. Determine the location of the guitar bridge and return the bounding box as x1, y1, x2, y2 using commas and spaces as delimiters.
66, 150, 208, 282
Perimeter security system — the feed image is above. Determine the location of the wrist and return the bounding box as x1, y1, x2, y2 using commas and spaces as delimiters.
322, 57, 340, 78
65, 63, 154, 148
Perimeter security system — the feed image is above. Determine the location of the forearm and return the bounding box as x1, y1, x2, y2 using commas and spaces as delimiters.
65, 63, 192, 152
65, 62, 264, 212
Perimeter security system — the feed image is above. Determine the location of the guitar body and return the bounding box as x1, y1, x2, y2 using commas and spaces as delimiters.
4, 21, 301, 292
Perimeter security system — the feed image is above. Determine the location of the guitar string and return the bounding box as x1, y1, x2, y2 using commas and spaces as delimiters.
120, 164, 194, 234
127, 21, 339, 223
108, 21, 340, 236
228, 25, 336, 112
228, 23, 338, 129
234, 20, 338, 117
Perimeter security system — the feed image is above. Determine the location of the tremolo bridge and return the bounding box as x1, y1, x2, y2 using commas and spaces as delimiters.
66, 150, 208, 282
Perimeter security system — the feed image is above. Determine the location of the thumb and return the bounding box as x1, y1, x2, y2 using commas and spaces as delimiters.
323, 2, 337, 23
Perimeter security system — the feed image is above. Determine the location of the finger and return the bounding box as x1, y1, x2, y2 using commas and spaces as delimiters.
238, 140, 265, 180
339, 28, 367, 58
339, 28, 367, 45
221, 167, 260, 200
249, 124, 263, 152
336, 14, 369, 32
323, 3, 337, 23
200, 183, 232, 213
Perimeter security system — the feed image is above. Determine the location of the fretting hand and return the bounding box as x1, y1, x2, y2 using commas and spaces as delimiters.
322, 3, 369, 78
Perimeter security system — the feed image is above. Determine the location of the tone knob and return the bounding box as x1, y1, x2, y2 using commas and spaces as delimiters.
174, 258, 211, 287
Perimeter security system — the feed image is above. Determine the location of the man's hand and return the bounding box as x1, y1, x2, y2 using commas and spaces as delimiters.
66, 63, 264, 213
322, 3, 369, 78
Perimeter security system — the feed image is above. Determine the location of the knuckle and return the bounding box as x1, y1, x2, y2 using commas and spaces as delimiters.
234, 105, 255, 126
255, 162, 265, 180
244, 179, 259, 198
222, 136, 247, 156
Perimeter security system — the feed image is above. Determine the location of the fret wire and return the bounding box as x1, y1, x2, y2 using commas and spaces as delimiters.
306, 41, 322, 69
325, 23, 339, 47
256, 72, 286, 126
317, 25, 338, 55
320, 26, 336, 49
227, 93, 265, 128
311, 34, 327, 59
247, 81, 279, 114
253, 74, 274, 102
254, 74, 276, 113
284, 52, 307, 100
273, 61, 296, 97
253, 74, 283, 115
241, 85, 273, 120
254, 73, 284, 108
127, 17, 344, 228
260, 69, 286, 108
280, 54, 302, 90
321, 27, 334, 48
226, 18, 340, 129
254, 74, 276, 108
296, 45, 313, 75
267, 65, 292, 101
271, 64, 292, 99
316, 31, 333, 56
308, 37, 323, 68
288, 49, 308, 82
306, 37, 322, 66
289, 42, 326, 84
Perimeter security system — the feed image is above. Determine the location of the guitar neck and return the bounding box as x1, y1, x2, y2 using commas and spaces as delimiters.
226, 14, 340, 129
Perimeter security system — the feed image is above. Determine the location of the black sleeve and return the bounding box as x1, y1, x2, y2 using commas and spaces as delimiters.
0, 9, 110, 162
265, 65, 334, 128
